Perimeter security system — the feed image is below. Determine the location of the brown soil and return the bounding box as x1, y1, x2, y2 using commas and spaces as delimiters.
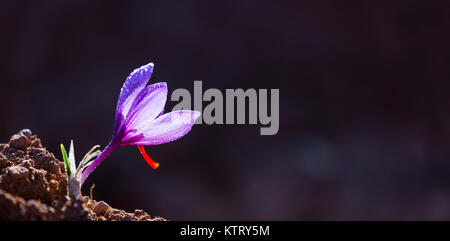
0, 131, 165, 221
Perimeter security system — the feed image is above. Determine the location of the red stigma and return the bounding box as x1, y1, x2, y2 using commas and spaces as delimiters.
137, 145, 159, 169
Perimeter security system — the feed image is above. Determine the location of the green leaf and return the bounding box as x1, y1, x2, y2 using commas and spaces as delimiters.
60, 144, 71, 177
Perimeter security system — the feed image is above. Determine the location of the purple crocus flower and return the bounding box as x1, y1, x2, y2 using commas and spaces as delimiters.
80, 62, 200, 184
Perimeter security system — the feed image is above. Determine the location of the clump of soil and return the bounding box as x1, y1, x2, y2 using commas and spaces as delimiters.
0, 130, 165, 221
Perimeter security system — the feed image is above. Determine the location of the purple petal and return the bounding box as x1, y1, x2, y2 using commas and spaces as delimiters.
113, 62, 154, 135
121, 110, 201, 146
115, 63, 154, 119
125, 82, 168, 131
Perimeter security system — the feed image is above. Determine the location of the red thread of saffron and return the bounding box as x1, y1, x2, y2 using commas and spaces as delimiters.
137, 145, 159, 169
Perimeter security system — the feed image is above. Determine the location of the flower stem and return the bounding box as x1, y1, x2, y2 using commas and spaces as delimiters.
80, 142, 118, 185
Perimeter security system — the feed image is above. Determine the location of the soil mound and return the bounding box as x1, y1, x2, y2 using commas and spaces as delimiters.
0, 130, 165, 221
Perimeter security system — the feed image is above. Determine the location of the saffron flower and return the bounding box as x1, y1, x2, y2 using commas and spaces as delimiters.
62, 62, 200, 197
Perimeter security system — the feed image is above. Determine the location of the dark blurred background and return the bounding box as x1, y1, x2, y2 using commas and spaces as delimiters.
1, 0, 450, 220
